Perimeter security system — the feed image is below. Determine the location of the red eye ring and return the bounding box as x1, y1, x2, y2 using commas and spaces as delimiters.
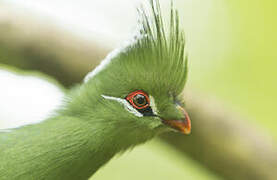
126, 90, 150, 109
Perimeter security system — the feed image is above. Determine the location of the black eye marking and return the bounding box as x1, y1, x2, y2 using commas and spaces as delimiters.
125, 90, 156, 117
137, 106, 156, 116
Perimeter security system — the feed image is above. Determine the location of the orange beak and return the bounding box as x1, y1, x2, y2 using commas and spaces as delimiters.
162, 106, 191, 134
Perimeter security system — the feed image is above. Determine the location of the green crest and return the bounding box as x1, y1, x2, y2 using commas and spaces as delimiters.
85, 0, 188, 96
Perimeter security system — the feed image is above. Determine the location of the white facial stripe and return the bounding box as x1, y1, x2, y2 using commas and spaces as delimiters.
101, 95, 143, 117
149, 95, 158, 115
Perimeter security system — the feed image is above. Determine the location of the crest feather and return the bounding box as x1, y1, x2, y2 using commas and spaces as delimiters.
85, 0, 188, 95
124, 0, 188, 94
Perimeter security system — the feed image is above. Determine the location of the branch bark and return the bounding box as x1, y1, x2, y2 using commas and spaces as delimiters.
161, 93, 277, 180
0, 3, 109, 86
1, 4, 276, 180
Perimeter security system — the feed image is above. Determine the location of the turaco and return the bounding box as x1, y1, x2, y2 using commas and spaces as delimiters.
0, 0, 191, 179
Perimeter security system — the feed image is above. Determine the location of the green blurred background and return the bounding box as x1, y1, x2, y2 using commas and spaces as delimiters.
185, 0, 277, 137
0, 0, 276, 179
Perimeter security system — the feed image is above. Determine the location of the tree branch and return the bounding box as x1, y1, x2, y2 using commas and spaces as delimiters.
161, 93, 277, 180
0, 3, 109, 86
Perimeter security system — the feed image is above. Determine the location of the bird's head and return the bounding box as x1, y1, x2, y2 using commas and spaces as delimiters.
82, 0, 190, 136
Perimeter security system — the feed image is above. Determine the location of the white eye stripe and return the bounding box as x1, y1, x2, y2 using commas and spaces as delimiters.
149, 95, 158, 115
101, 95, 143, 117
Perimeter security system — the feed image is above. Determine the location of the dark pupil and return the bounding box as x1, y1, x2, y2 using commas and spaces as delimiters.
134, 94, 147, 107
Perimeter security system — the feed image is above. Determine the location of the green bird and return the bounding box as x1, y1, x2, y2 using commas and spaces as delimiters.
0, 0, 191, 179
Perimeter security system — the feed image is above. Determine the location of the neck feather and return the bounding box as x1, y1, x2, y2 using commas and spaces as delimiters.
0, 108, 154, 179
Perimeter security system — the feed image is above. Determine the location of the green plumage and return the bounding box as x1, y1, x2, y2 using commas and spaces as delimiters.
0, 0, 188, 179
86, 0, 187, 96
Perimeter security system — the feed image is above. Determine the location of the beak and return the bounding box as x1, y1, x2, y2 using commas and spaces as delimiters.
162, 106, 191, 134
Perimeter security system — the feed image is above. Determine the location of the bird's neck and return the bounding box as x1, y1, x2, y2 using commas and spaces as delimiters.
1, 106, 154, 180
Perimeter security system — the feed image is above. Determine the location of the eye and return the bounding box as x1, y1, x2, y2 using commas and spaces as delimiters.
125, 90, 156, 117
133, 94, 147, 107
126, 90, 150, 109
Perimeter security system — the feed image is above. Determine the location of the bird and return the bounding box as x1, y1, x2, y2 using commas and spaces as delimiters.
0, 0, 191, 179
